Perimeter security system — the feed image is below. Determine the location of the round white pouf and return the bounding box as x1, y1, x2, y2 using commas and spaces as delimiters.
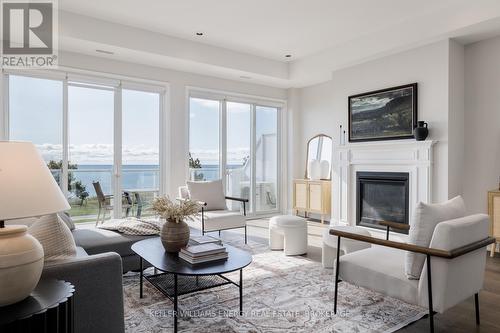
269, 215, 307, 256
322, 226, 371, 268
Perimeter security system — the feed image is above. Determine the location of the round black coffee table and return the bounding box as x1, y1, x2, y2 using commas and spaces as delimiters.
131, 237, 252, 333
0, 279, 75, 332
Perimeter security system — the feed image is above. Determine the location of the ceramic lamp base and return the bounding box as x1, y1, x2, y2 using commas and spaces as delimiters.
0, 225, 44, 306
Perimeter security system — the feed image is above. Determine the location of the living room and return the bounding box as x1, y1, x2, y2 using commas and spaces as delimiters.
1, 1, 499, 332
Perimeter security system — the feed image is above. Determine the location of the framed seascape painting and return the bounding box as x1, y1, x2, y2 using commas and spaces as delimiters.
348, 83, 418, 142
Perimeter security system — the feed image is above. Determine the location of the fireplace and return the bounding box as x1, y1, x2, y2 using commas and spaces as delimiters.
356, 171, 409, 234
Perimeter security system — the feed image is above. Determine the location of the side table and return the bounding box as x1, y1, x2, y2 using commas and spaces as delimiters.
0, 279, 75, 333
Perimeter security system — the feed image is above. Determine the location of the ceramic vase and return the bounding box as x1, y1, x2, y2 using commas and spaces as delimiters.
320, 160, 330, 179
0, 225, 44, 306
160, 219, 190, 253
309, 159, 321, 180
414, 121, 429, 141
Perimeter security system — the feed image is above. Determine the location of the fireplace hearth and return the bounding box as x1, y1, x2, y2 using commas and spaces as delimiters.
356, 171, 409, 234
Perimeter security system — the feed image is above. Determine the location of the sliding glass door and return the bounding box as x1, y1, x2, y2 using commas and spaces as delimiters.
189, 97, 221, 181
5, 73, 165, 222
226, 102, 252, 210
68, 84, 115, 219
122, 89, 160, 216
189, 94, 281, 215
8, 75, 63, 185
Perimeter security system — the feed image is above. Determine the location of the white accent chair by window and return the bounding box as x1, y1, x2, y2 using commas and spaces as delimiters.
330, 196, 495, 332
178, 180, 248, 243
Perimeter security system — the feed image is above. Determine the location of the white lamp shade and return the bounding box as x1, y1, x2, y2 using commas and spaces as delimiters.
0, 141, 70, 221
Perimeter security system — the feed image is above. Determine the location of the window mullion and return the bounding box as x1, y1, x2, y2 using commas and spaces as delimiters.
220, 99, 227, 191
62, 78, 69, 197
113, 85, 123, 218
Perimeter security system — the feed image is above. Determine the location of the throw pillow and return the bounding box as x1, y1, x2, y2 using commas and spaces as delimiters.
187, 180, 227, 211
405, 196, 466, 279
58, 211, 76, 231
28, 214, 77, 262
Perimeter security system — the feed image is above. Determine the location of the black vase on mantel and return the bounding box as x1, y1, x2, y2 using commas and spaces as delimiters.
414, 121, 429, 141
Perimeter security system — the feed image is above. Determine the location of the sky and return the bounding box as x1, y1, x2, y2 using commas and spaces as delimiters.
189, 98, 278, 165
9, 75, 160, 165
9, 75, 278, 168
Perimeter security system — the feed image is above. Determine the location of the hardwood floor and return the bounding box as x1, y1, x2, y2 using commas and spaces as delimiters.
237, 218, 500, 332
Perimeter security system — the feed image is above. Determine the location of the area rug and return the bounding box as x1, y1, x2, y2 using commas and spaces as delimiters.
123, 240, 427, 332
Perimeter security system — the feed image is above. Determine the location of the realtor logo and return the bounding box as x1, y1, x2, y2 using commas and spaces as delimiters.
1, 0, 58, 67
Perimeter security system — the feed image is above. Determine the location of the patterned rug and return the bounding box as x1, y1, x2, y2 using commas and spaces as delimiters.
123, 240, 427, 332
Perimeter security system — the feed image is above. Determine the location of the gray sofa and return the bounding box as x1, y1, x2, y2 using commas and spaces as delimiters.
72, 223, 155, 272
41, 223, 154, 333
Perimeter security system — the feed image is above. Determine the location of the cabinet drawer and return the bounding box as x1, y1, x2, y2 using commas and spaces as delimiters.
309, 183, 323, 211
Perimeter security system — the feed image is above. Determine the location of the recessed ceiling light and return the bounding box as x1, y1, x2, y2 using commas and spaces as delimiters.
240, 75, 251, 80
196, 32, 204, 36
96, 49, 114, 55
285, 54, 292, 58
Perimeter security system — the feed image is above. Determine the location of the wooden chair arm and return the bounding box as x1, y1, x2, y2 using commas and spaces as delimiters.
330, 229, 495, 259
225, 196, 249, 203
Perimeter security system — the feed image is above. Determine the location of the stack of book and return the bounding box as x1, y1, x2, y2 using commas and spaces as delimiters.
179, 241, 228, 265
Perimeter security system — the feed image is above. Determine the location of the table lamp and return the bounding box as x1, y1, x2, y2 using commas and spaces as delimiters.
0, 141, 70, 306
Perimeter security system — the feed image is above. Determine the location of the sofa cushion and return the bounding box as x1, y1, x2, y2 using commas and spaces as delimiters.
29, 214, 77, 261
72, 224, 155, 257
187, 180, 227, 211
340, 246, 419, 305
195, 210, 246, 232
58, 211, 76, 231
405, 196, 466, 279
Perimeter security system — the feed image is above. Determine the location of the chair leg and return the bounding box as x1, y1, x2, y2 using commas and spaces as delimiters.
334, 236, 341, 314
244, 226, 247, 244
96, 207, 101, 226
475, 293, 480, 325
426, 254, 435, 333
219, 230, 221, 237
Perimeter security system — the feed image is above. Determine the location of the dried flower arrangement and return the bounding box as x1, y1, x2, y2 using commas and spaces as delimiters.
152, 197, 201, 223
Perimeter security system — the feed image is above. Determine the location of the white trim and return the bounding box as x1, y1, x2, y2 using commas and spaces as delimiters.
250, 104, 257, 214
113, 84, 123, 218
3, 67, 168, 92
62, 78, 69, 196
220, 99, 227, 185
1, 73, 9, 140
159, 87, 170, 197
187, 86, 286, 107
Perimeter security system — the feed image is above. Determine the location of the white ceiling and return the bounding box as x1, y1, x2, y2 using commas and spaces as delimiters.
60, 0, 460, 60
58, 0, 500, 87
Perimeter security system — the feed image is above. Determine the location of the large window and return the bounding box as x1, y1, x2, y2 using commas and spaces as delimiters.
122, 89, 160, 216
5, 73, 165, 222
8, 75, 63, 185
189, 97, 221, 181
188, 93, 282, 215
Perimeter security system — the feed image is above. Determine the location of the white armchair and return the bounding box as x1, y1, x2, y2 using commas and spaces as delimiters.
331, 214, 495, 332
178, 180, 248, 243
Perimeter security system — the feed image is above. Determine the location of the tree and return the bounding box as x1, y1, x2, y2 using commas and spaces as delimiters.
188, 153, 204, 180
73, 180, 89, 206
47, 160, 89, 206
189, 153, 202, 169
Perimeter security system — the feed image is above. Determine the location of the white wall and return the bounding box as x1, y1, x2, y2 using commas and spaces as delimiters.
57, 52, 287, 198
463, 37, 500, 214
298, 40, 452, 203
448, 40, 465, 198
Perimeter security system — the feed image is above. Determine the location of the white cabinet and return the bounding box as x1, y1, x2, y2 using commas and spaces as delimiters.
293, 179, 331, 224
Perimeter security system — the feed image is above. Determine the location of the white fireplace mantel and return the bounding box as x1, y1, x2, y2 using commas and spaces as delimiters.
332, 139, 437, 227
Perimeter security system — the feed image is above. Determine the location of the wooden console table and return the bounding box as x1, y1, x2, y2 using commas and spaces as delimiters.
488, 190, 500, 257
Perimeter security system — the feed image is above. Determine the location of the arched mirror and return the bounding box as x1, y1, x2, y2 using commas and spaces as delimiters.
306, 134, 333, 180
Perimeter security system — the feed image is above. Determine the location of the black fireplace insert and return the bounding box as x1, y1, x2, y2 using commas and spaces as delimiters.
356, 171, 409, 234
